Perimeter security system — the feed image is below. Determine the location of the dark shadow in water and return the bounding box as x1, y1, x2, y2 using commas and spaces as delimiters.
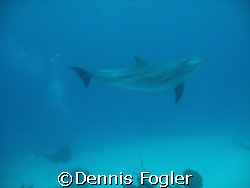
36, 145, 72, 164
232, 129, 250, 150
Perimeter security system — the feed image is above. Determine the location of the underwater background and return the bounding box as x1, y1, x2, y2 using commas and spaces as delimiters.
1, 0, 250, 188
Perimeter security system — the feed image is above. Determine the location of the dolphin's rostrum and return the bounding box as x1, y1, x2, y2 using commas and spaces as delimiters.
71, 56, 209, 103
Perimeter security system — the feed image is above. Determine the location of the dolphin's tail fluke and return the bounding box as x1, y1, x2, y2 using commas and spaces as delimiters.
70, 67, 91, 88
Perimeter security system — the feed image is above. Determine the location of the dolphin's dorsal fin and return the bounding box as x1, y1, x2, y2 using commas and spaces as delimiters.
134, 56, 148, 67
174, 82, 185, 103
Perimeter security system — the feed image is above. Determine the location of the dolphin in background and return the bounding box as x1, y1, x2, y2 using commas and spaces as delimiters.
232, 129, 250, 150
35, 145, 72, 164
71, 56, 209, 103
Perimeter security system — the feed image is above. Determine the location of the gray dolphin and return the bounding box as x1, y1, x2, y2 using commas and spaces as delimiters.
71, 56, 209, 103
36, 145, 72, 164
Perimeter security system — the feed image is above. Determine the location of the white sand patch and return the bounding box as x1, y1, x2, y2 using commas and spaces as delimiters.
1, 129, 249, 188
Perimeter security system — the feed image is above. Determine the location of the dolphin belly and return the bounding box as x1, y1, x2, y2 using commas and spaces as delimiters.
91, 69, 177, 91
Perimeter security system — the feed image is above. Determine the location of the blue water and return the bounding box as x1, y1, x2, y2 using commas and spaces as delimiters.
1, 0, 250, 188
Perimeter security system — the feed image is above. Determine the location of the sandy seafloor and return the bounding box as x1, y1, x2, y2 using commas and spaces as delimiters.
1, 127, 250, 188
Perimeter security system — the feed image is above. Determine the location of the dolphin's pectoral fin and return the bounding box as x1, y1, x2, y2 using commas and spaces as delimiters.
134, 56, 148, 67
70, 67, 91, 88
174, 82, 185, 103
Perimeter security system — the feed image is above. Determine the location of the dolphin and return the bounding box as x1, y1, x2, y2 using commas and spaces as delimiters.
36, 145, 72, 164
232, 129, 250, 150
71, 56, 209, 103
